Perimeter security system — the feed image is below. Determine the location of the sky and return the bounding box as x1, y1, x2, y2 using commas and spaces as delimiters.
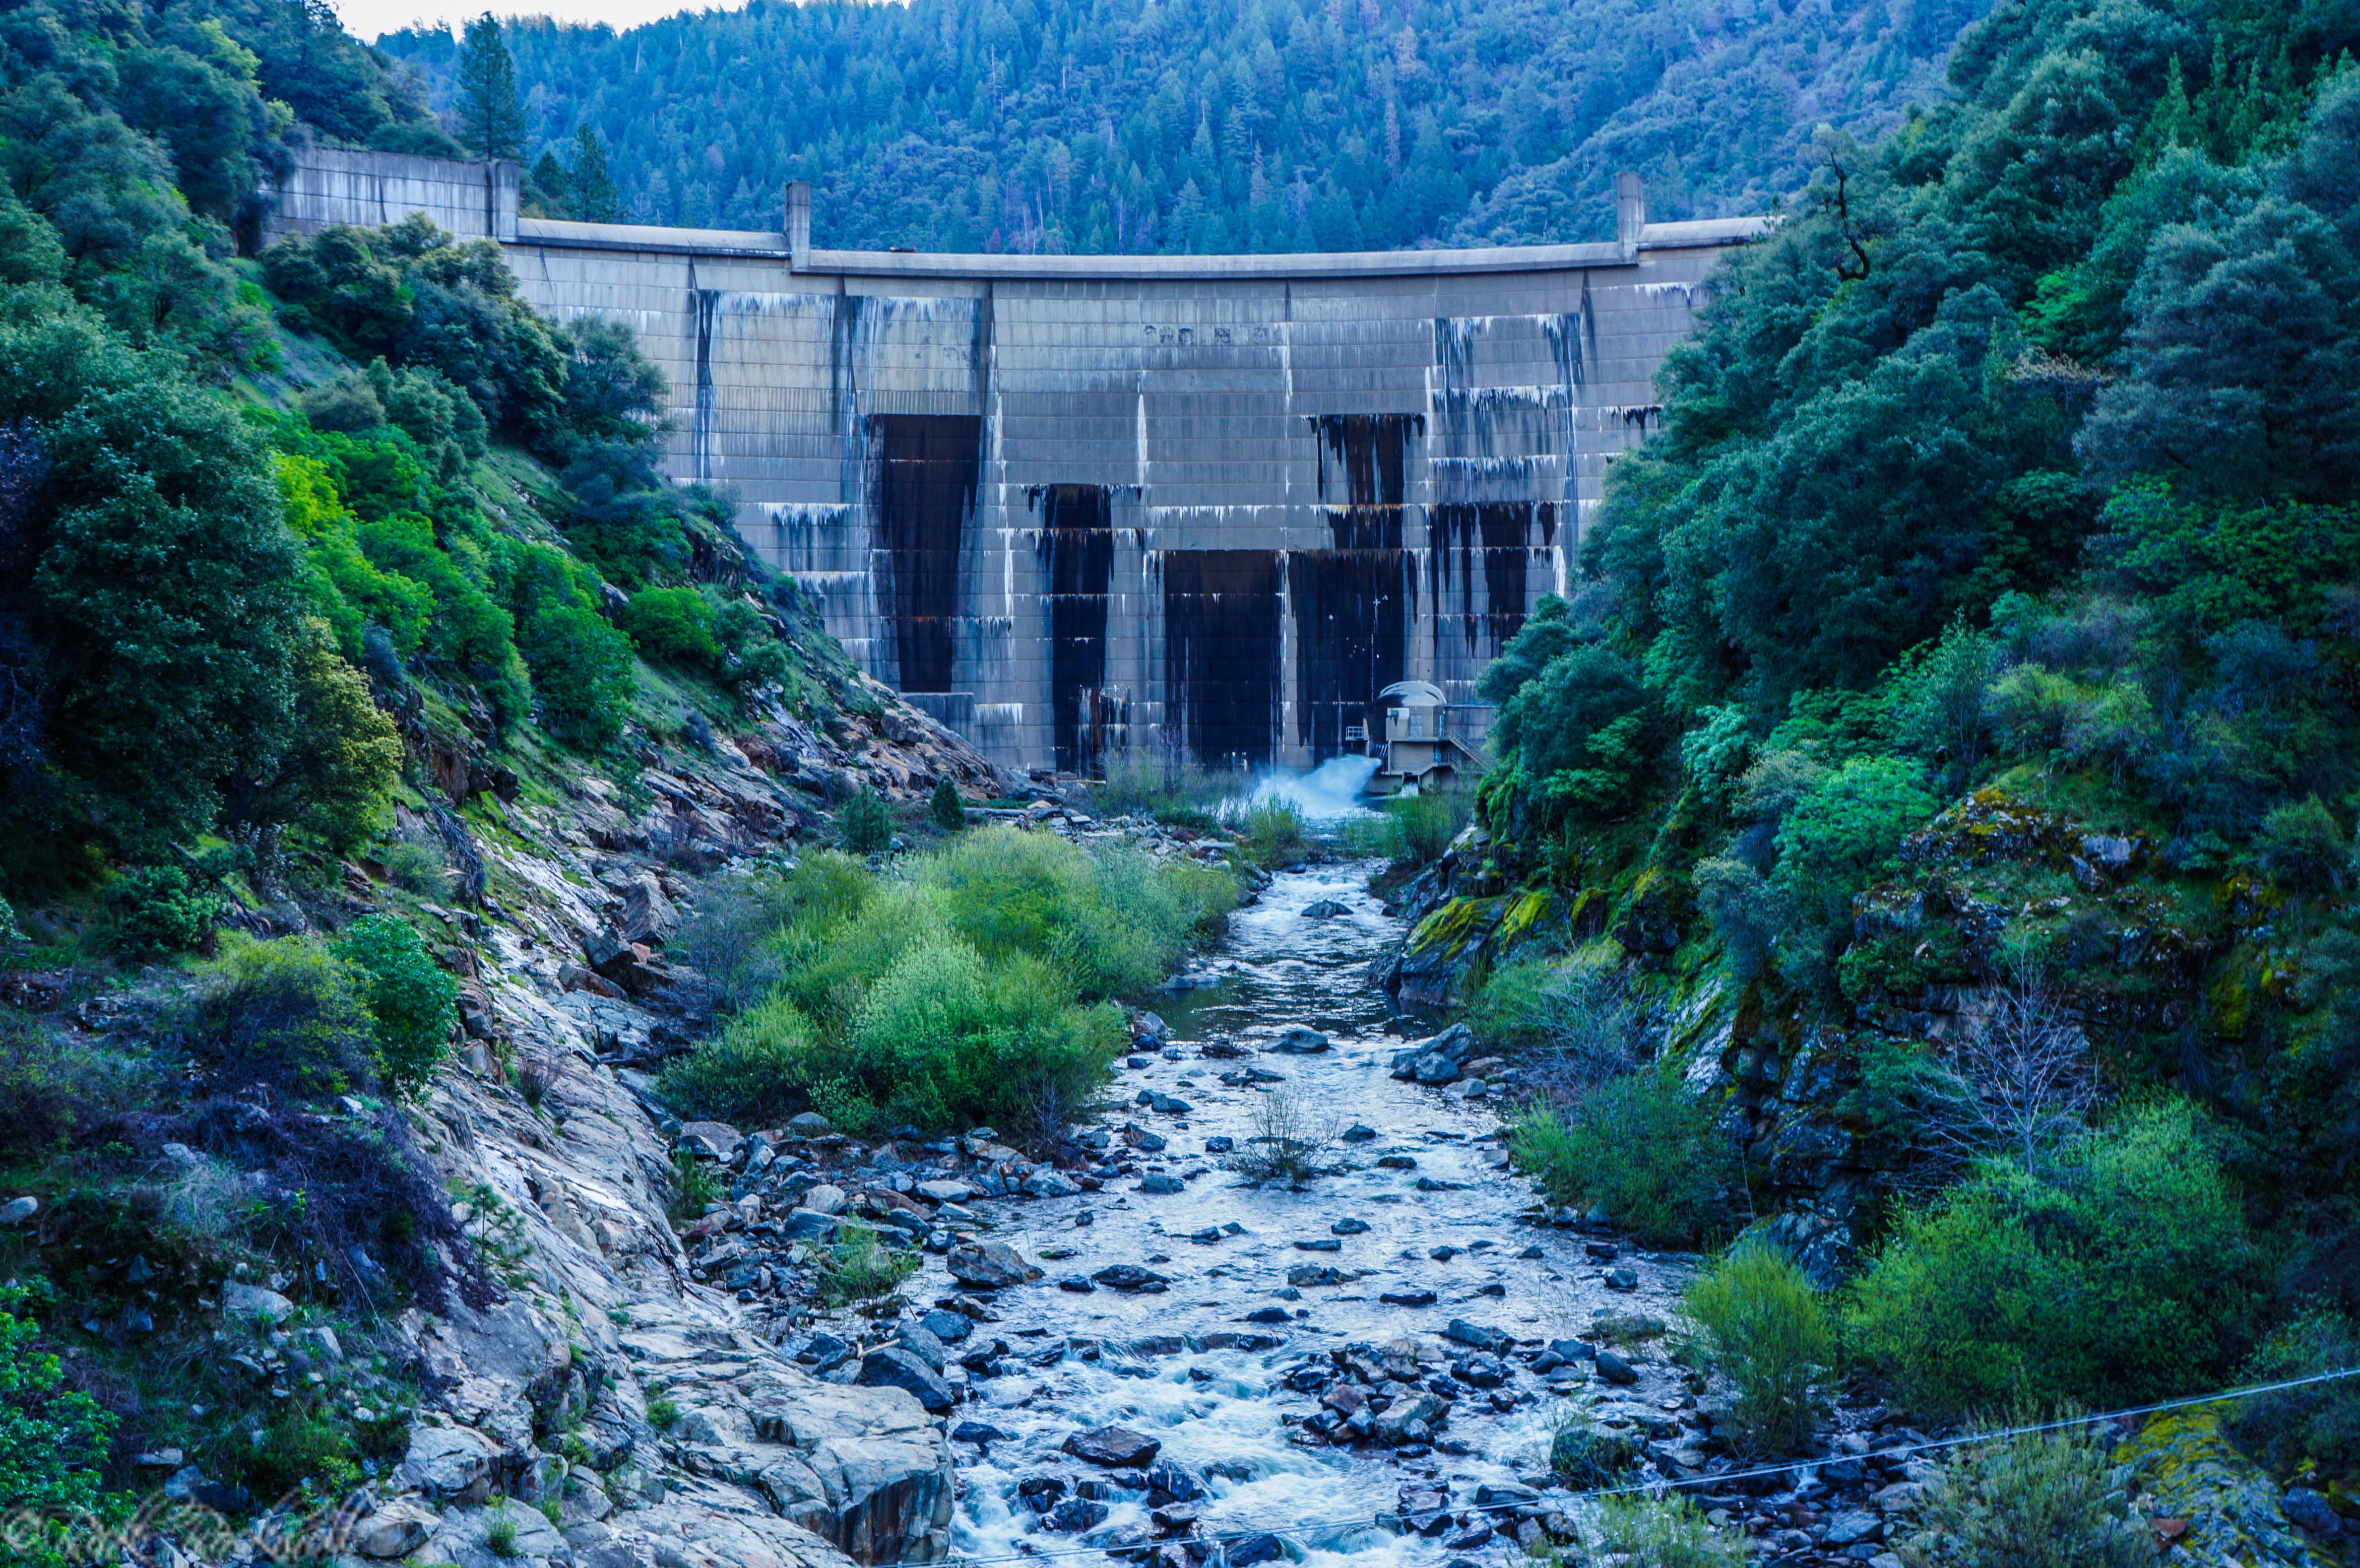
333, 0, 753, 42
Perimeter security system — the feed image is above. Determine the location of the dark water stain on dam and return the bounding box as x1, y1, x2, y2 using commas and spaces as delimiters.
1035, 484, 1115, 775
872, 413, 982, 692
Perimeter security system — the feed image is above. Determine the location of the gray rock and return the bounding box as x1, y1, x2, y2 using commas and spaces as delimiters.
1444, 1319, 1513, 1355
399, 1424, 497, 1497
1136, 1173, 1185, 1195
1230, 1533, 1284, 1566
1064, 1424, 1162, 1467
1332, 1217, 1371, 1234
1341, 1124, 1377, 1143
787, 1110, 834, 1136
1093, 1264, 1171, 1290
1302, 899, 1350, 919
220, 1281, 295, 1326
677, 1119, 743, 1154
860, 1346, 955, 1412
947, 1239, 1040, 1289
1595, 1350, 1639, 1386
0, 1195, 36, 1226
1203, 1136, 1235, 1154
896, 1321, 950, 1371
1022, 1168, 1081, 1198
2283, 1488, 2340, 1538
920, 1309, 973, 1345
1269, 1026, 1331, 1053
1605, 1267, 1639, 1291
1823, 1510, 1882, 1546
1294, 1238, 1343, 1252
780, 1208, 841, 1240
350, 1498, 436, 1558
1390, 1024, 1474, 1080
1380, 1289, 1438, 1307
1287, 1264, 1344, 1287
617, 871, 680, 946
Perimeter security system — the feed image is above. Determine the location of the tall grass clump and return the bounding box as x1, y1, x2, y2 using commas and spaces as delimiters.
1470, 945, 1636, 1083
1843, 1100, 2257, 1417
1915, 1425, 2147, 1568
1569, 1495, 1745, 1568
815, 1222, 921, 1307
1507, 1063, 1738, 1246
1095, 749, 1241, 828
1680, 1243, 1833, 1454
1225, 798, 1307, 867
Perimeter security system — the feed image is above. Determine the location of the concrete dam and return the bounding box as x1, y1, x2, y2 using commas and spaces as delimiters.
267, 150, 1765, 776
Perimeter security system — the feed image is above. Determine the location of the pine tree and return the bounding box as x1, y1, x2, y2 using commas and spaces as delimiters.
570, 123, 622, 222
454, 14, 525, 160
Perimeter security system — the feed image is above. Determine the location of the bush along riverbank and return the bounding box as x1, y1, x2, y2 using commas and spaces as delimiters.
1376, 0, 2360, 1556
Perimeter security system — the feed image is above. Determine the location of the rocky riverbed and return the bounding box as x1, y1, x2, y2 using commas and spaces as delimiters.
681, 862, 1712, 1568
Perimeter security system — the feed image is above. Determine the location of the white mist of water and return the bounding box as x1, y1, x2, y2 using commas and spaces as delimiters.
1236, 755, 1381, 820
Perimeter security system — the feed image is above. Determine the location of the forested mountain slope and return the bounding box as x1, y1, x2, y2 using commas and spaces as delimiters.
376, 0, 1988, 254
1400, 0, 2360, 1485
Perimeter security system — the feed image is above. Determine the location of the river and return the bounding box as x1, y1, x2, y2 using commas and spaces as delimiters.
904, 849, 1698, 1568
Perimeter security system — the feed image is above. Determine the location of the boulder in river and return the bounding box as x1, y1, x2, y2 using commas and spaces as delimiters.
1136, 1173, 1185, 1195
1594, 1350, 1640, 1386
1331, 1217, 1371, 1234
1269, 1026, 1331, 1053
1294, 1238, 1342, 1252
858, 1346, 954, 1412
1093, 1264, 1171, 1290
1444, 1319, 1514, 1355
1341, 1124, 1377, 1142
1063, 1425, 1163, 1468
947, 1240, 1041, 1289
1287, 1264, 1344, 1287
1301, 899, 1350, 919
1380, 1288, 1439, 1308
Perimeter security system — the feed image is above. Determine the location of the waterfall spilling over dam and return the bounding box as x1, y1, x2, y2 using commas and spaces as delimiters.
266, 151, 1765, 775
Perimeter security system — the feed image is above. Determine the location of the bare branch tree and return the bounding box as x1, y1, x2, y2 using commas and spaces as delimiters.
1921, 967, 2102, 1173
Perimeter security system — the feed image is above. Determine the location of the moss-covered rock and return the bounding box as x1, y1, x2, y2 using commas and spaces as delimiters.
2118, 1408, 2343, 1568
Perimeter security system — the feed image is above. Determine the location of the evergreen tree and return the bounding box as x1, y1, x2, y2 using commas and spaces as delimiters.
570, 123, 621, 223
454, 14, 525, 161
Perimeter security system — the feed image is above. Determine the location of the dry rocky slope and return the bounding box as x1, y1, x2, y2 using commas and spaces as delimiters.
301, 682, 1006, 1568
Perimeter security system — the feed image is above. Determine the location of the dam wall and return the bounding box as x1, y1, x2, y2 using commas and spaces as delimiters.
267, 152, 1764, 776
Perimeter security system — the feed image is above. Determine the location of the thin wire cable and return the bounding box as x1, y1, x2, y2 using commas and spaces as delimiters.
899, 1364, 2360, 1568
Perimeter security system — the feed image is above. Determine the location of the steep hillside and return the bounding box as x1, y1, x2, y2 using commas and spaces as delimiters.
375, 0, 1986, 253
1389, 0, 2360, 1522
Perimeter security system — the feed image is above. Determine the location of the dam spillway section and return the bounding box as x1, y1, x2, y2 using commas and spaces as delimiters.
265, 154, 1764, 777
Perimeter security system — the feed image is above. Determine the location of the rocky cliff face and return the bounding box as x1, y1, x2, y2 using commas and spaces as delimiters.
287, 684, 1003, 1568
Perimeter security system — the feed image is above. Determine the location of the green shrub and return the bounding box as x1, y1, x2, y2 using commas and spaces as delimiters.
183, 935, 379, 1099
1680, 1243, 1833, 1455
1388, 789, 1470, 863
667, 1150, 720, 1224
1770, 754, 1937, 978
919, 826, 1229, 999
1915, 1426, 2147, 1568
815, 1222, 920, 1306
1469, 947, 1634, 1079
833, 936, 1122, 1132
1508, 1066, 1737, 1246
771, 882, 943, 1032
104, 864, 224, 960
2226, 1309, 2360, 1479
657, 997, 813, 1123
384, 839, 450, 897
645, 1392, 681, 1429
0, 1283, 115, 1513
929, 775, 967, 831
334, 915, 460, 1099
485, 1510, 522, 1558
1844, 1101, 2258, 1417
1571, 1494, 1745, 1567
619, 586, 720, 665
517, 600, 634, 744
840, 790, 895, 854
